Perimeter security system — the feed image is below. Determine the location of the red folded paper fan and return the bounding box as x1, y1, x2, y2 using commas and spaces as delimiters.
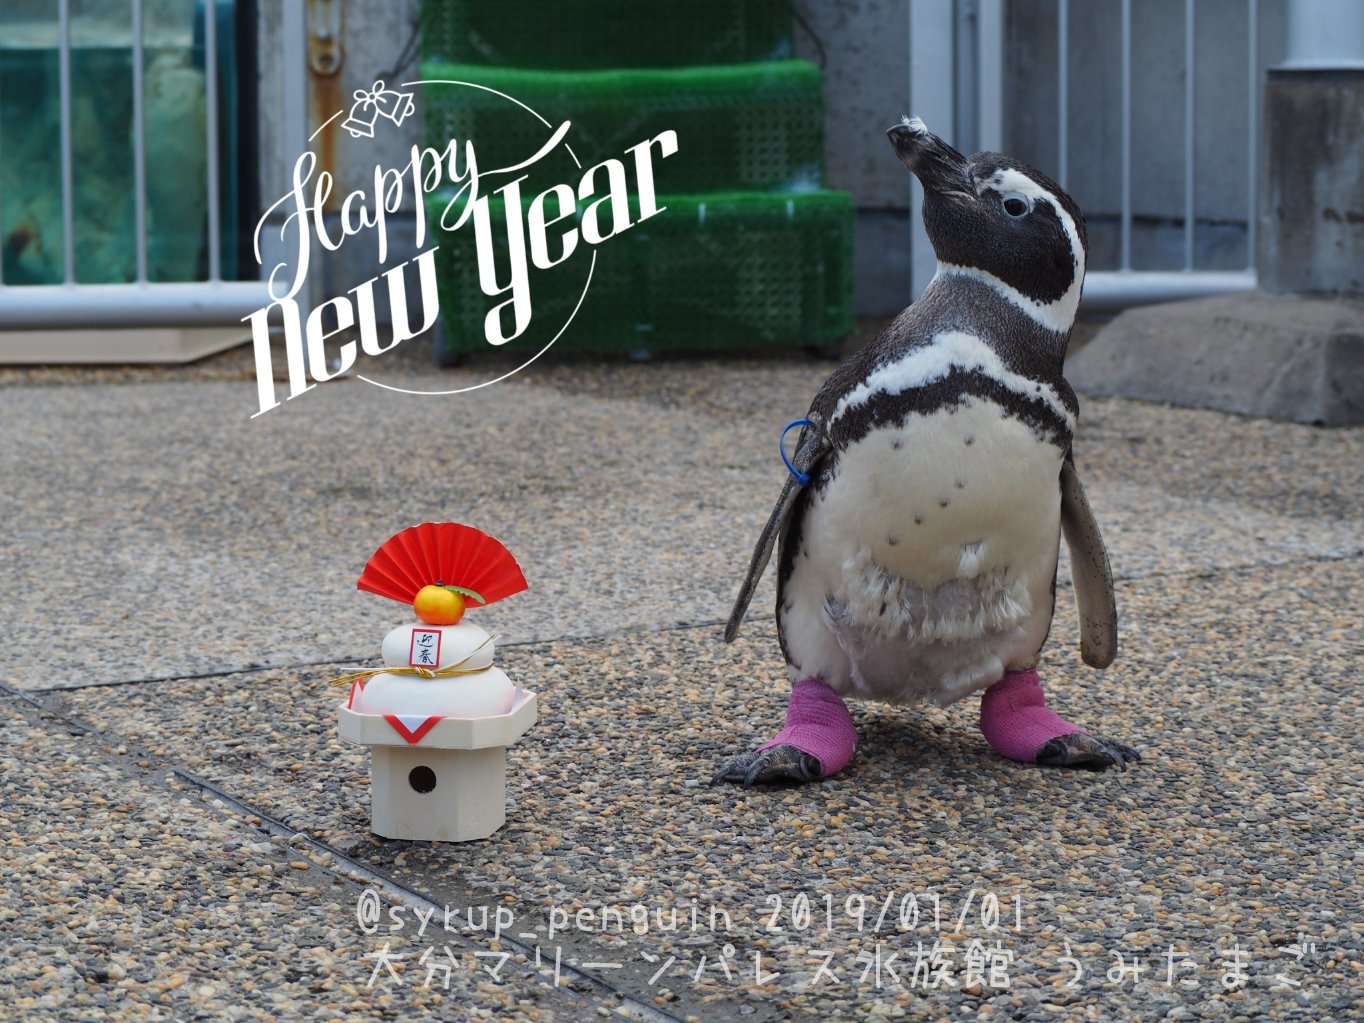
357, 522, 527, 607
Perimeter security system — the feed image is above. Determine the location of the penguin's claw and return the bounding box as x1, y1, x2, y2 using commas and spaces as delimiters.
1036, 732, 1142, 771
710, 744, 822, 788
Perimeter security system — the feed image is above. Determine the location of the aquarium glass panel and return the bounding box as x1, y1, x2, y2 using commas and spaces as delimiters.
0, 0, 236, 285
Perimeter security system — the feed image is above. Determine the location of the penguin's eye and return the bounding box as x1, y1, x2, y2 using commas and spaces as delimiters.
1002, 194, 1030, 218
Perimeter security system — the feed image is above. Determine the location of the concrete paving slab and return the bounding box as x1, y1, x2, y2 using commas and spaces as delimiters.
50, 558, 1364, 1022
1075, 393, 1362, 522
1, 369, 789, 690
5, 354, 1362, 1021
0, 690, 612, 1022
3, 365, 1359, 693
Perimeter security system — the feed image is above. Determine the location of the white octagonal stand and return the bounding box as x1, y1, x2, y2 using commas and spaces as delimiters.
338, 691, 537, 842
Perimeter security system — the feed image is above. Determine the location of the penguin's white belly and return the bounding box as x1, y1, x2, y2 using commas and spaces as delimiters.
781, 400, 1063, 706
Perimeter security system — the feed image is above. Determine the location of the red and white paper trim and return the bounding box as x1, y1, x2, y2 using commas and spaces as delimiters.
383, 713, 444, 745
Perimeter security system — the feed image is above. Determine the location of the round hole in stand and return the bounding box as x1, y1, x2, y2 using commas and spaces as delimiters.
408, 765, 437, 794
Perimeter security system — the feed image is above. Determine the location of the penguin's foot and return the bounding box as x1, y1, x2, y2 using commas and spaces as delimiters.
980, 667, 1139, 771
1036, 732, 1141, 771
710, 744, 822, 788
710, 678, 858, 788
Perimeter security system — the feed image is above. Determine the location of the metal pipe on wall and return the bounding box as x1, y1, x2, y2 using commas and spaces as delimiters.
1247, 0, 1258, 269
1283, 0, 1364, 67
1082, 270, 1255, 311
1119, 0, 1132, 272
57, 0, 75, 285
0, 282, 271, 329
205, 0, 222, 282
1184, 0, 1196, 272
1057, 0, 1068, 189
908, 0, 955, 298
976, 0, 1004, 153
132, 0, 148, 283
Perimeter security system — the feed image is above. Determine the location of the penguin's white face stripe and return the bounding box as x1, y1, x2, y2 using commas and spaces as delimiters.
941, 167, 1086, 334
935, 262, 1079, 335
829, 329, 1077, 433
980, 168, 1086, 272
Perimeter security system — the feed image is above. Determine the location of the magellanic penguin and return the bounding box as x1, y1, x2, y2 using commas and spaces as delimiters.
713, 118, 1138, 788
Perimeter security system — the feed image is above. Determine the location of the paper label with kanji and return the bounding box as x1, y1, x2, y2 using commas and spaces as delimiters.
408, 628, 442, 668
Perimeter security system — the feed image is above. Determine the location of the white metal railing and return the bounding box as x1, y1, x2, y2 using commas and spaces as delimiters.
0, 0, 268, 329
909, 0, 1267, 312
1100, 0, 1258, 276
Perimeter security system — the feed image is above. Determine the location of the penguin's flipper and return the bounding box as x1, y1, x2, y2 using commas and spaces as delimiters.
725, 415, 831, 642
1059, 455, 1118, 668
724, 474, 799, 642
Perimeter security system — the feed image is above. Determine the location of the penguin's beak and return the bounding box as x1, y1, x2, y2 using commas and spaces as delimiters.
887, 117, 972, 196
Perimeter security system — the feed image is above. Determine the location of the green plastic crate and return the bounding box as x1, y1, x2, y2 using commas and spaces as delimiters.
420, 0, 794, 69
426, 190, 855, 358
420, 61, 824, 195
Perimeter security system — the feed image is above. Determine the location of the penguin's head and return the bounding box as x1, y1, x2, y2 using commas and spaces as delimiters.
887, 117, 1087, 331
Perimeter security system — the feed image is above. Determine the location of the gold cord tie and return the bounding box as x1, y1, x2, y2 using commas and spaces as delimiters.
326, 634, 496, 688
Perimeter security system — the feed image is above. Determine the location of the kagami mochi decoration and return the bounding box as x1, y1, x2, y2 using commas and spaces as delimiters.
335, 522, 537, 843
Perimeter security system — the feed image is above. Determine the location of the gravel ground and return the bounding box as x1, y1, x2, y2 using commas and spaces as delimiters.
1, 351, 1354, 692
51, 560, 1364, 1022
0, 689, 613, 1022
3, 347, 1361, 1021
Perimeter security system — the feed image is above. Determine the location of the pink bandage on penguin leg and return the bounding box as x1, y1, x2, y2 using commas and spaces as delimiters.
756, 678, 858, 777
979, 667, 1088, 763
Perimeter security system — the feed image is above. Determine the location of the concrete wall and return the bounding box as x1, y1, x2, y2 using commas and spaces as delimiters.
794, 0, 913, 314
1259, 69, 1364, 295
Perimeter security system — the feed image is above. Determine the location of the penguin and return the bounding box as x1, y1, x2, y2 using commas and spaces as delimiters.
713, 118, 1138, 788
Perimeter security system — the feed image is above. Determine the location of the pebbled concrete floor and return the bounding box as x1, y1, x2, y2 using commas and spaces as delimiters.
1, 336, 1360, 1022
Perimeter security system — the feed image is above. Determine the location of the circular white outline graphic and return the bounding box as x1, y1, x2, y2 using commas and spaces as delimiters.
344, 79, 596, 396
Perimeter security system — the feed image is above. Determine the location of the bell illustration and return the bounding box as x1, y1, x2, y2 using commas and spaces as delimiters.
341, 80, 414, 139
341, 86, 381, 139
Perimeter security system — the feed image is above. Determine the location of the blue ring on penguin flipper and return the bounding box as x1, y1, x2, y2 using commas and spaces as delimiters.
780, 418, 816, 486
